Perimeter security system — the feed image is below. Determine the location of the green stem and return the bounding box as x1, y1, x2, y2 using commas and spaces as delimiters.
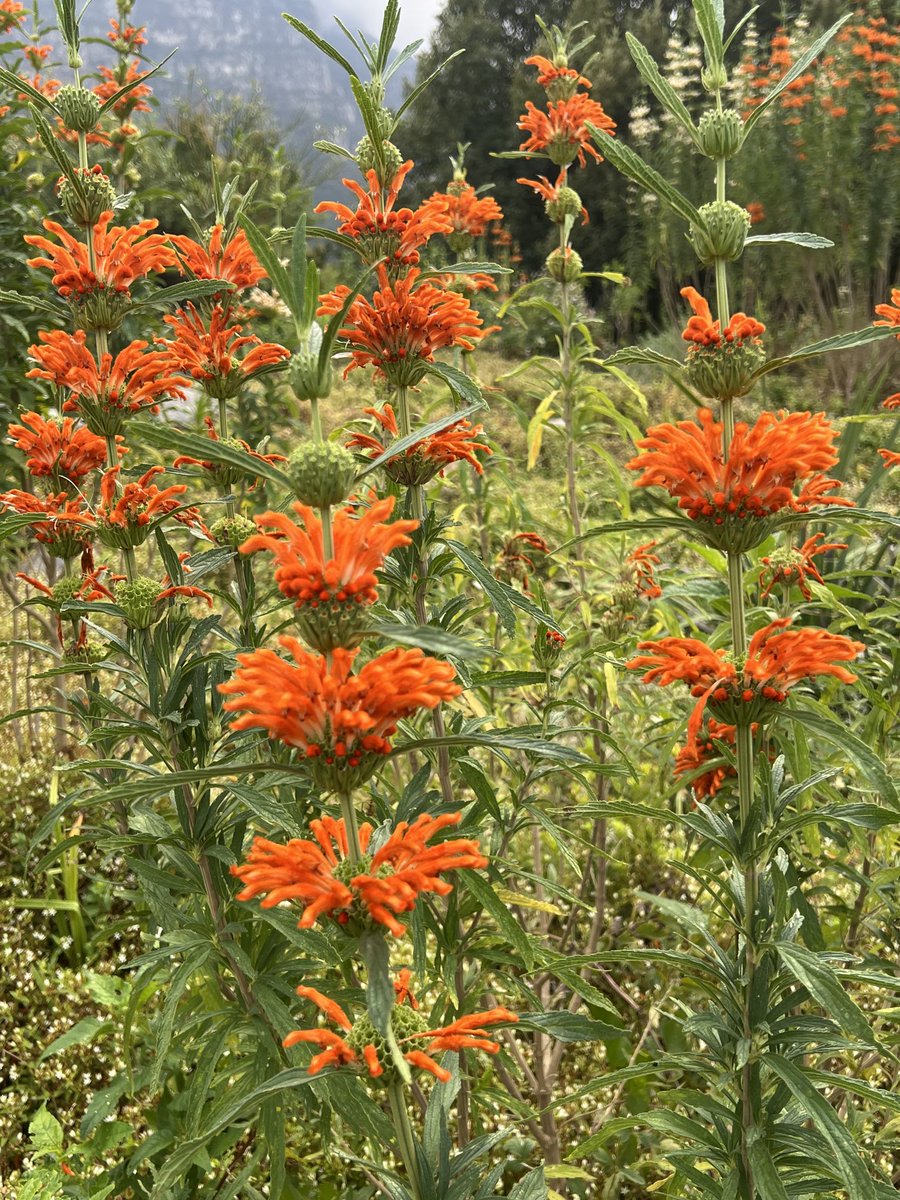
310, 396, 323, 443
339, 792, 362, 863
387, 1080, 424, 1200
320, 503, 334, 562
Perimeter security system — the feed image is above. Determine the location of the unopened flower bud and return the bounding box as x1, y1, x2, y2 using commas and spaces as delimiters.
55, 84, 101, 133
210, 514, 257, 548
685, 340, 766, 402
57, 165, 117, 227
546, 246, 583, 283
115, 576, 161, 629
63, 639, 105, 666
689, 201, 750, 265
697, 108, 744, 160
26, 172, 45, 188
545, 186, 582, 224
534, 627, 566, 670
271, 190, 287, 207
701, 63, 729, 93
288, 326, 333, 402
69, 290, 132, 335
51, 576, 84, 607
355, 135, 403, 181
287, 440, 358, 508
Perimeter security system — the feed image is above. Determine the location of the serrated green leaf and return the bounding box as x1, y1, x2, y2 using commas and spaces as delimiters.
519, 1011, 624, 1042
746, 232, 834, 249
774, 942, 876, 1046
626, 33, 700, 145
460, 869, 534, 968
38, 1017, 112, 1063
585, 126, 704, 228
744, 16, 852, 134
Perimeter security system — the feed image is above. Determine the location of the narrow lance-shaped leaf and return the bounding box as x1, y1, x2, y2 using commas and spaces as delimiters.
282, 12, 356, 76
775, 941, 878, 1046
96, 50, 176, 116
585, 124, 705, 228
744, 14, 852, 134
625, 33, 700, 146
356, 404, 484, 478
317, 259, 379, 373
746, 232, 835, 249
1, 68, 59, 112
395, 49, 465, 123
692, 0, 725, 73
752, 324, 898, 380
237, 211, 296, 318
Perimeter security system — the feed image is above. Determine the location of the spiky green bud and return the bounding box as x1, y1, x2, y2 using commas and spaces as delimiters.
355, 135, 403, 181
545, 186, 583, 224
689, 201, 750, 265
697, 109, 744, 160
287, 440, 358, 508
533, 627, 566, 670
546, 246, 583, 283
115, 577, 160, 629
56, 85, 101, 133
57, 166, 117, 227
209, 514, 258, 548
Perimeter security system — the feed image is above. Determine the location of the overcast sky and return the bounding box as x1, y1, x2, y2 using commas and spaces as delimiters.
324, 0, 443, 52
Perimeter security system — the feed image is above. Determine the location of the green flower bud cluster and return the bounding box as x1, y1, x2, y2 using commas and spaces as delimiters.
546, 246, 583, 283
51, 575, 84, 608
355, 135, 403, 181
545, 186, 582, 224
115, 577, 161, 629
68, 289, 132, 338
57, 166, 117, 227
209, 514, 258, 548
689, 201, 750, 265
697, 109, 744, 160
55, 85, 101, 133
533, 627, 566, 670
288, 328, 333, 402
684, 340, 766, 403
345, 1005, 429, 1081
287, 441, 358, 508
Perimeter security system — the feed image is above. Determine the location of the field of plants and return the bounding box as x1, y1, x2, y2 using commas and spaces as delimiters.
0, 0, 898, 1198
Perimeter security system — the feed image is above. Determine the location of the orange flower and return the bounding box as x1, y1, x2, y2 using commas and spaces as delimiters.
629, 619, 864, 746
674, 719, 737, 800
517, 175, 589, 223
0, 490, 93, 557
315, 161, 452, 267
25, 210, 176, 298
317, 266, 485, 387
627, 408, 852, 552
627, 541, 662, 599
281, 980, 515, 1083
352, 813, 488, 936
426, 182, 503, 241
745, 202, 765, 225
497, 531, 550, 592
346, 404, 491, 485
157, 304, 290, 400
93, 61, 151, 116
680, 287, 765, 347
518, 95, 616, 168
7, 412, 108, 484
241, 496, 417, 650
168, 225, 266, 292
759, 533, 847, 601
874, 287, 900, 336
525, 54, 592, 92
0, 0, 25, 31
27, 329, 188, 436
879, 449, 900, 468
232, 812, 485, 936
220, 639, 461, 788
97, 464, 198, 547
108, 19, 147, 50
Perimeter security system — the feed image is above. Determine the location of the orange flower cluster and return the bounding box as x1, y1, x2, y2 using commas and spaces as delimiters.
318, 266, 485, 387
681, 288, 765, 347
874, 286, 900, 334
0, 489, 92, 557
108, 19, 147, 52
427, 181, 504, 242
232, 812, 486, 936
497, 531, 550, 593
627, 541, 662, 599
759, 533, 847, 601
316, 161, 452, 268
168, 225, 266, 292
220, 638, 461, 787
346, 404, 491, 486
7, 411, 107, 484
627, 408, 851, 552
240, 497, 417, 650
518, 95, 616, 168
25, 211, 176, 300
0, 0, 25, 32
629, 619, 863, 746
156, 304, 290, 400
97, 464, 197, 548
171, 415, 287, 486
27, 329, 188, 436
517, 174, 590, 224
674, 719, 737, 801
525, 54, 592, 93
281, 977, 516, 1083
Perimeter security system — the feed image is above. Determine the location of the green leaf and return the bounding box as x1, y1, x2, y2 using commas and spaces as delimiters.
781, 703, 897, 808
130, 279, 232, 312
0, 68, 57, 111
423, 359, 487, 408
603, 345, 683, 371
96, 51, 175, 116
238, 211, 296, 316
395, 49, 465, 121
518, 1012, 624, 1042
744, 15, 852, 134
444, 538, 515, 634
746, 1140, 790, 1200
625, 33, 700, 145
361, 930, 394, 1037
132, 418, 292, 489
693, 0, 725, 71
426, 260, 511, 277
282, 13, 356, 75
318, 259, 378, 369
29, 1105, 63, 1157
460, 870, 534, 968
38, 1017, 112, 1063
745, 232, 834, 249
764, 1055, 877, 1200
774, 943, 876, 1046
509, 1167, 546, 1200
0, 288, 62, 318
753, 324, 897, 379
585, 126, 704, 228
371, 622, 492, 661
